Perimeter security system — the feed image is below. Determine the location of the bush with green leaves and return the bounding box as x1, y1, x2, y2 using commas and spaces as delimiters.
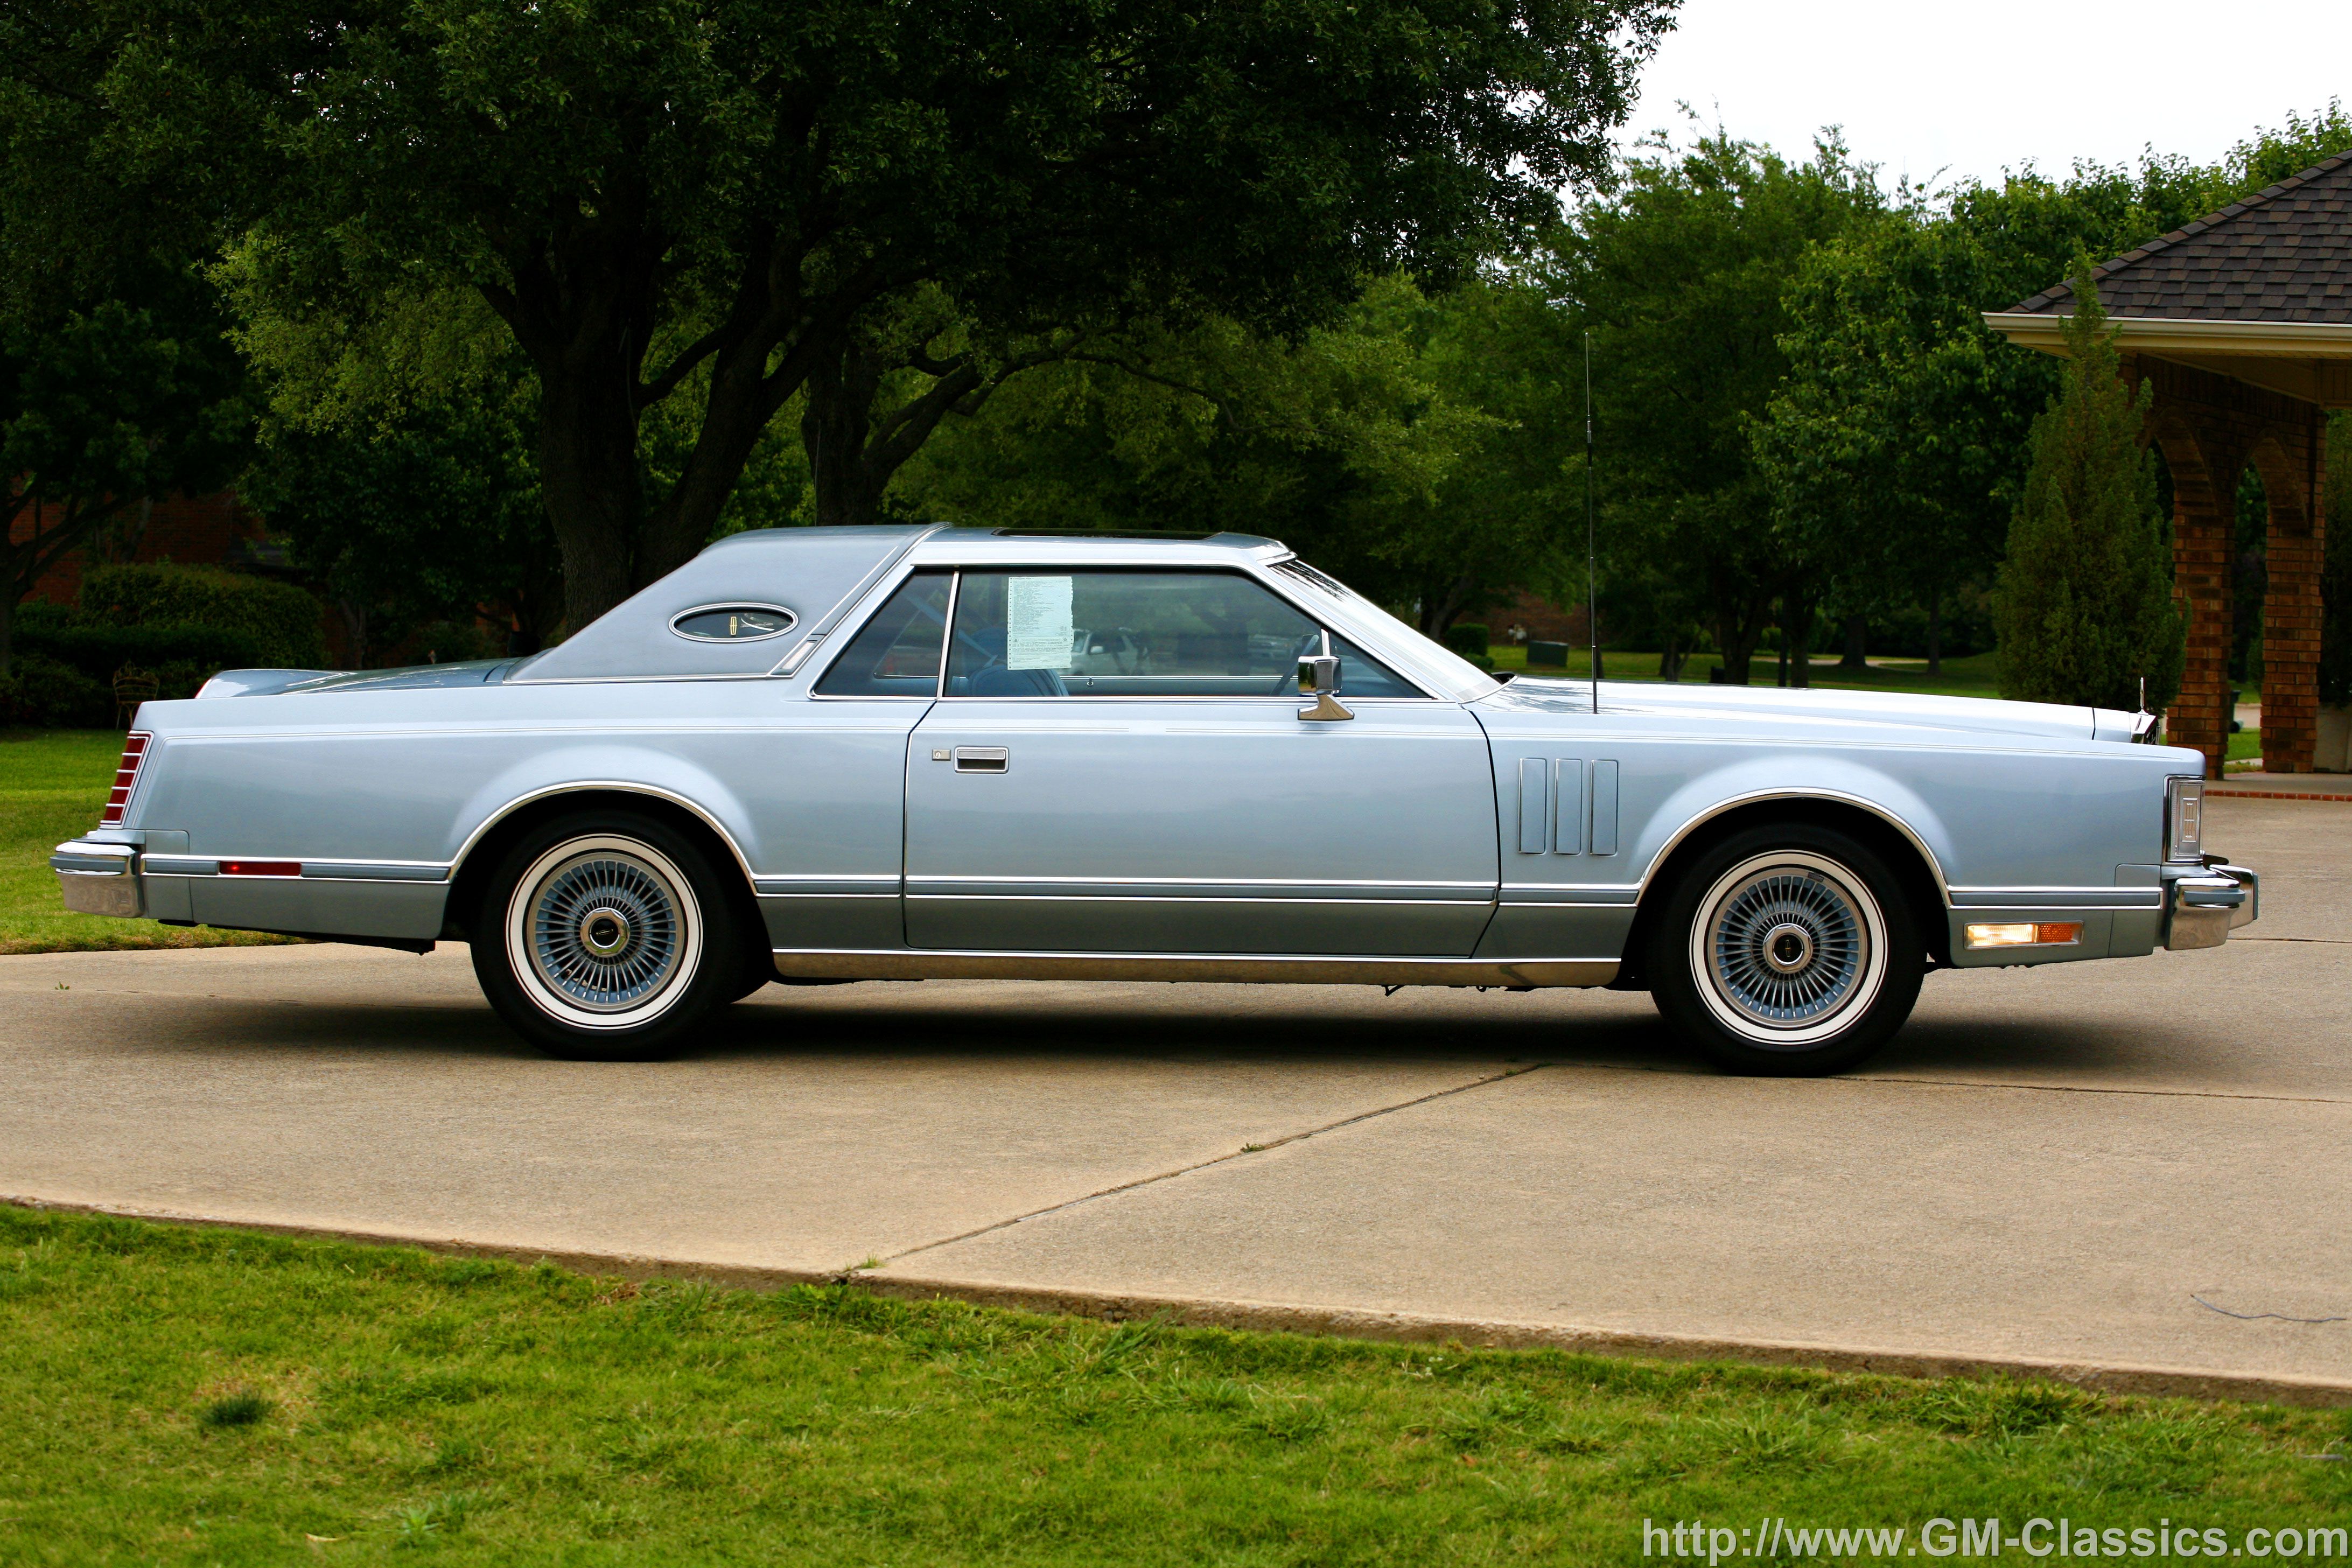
1444, 622, 1491, 655
0, 650, 111, 726
76, 564, 325, 671
1993, 277, 2185, 712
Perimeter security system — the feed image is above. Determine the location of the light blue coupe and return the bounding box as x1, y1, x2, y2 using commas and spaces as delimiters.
53, 526, 2256, 1073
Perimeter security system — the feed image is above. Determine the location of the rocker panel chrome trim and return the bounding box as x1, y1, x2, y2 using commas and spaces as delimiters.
768, 948, 1618, 988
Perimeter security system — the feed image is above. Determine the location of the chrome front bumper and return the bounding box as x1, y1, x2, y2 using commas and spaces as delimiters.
2163, 860, 2257, 950
52, 840, 143, 919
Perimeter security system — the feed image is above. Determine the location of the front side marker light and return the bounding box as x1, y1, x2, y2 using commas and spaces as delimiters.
1966, 922, 2084, 949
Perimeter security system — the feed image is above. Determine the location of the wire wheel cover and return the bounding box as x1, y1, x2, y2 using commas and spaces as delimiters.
526, 849, 686, 1013
1704, 863, 1875, 1032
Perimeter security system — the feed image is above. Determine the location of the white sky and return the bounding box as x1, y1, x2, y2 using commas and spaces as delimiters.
1625, 0, 2351, 192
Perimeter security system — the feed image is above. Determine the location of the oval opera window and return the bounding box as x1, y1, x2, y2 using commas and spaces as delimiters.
669, 604, 797, 643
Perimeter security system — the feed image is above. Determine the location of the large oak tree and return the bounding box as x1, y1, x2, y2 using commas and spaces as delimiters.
79, 0, 1671, 629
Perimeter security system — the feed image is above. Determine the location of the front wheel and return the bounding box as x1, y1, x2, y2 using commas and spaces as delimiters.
471, 810, 746, 1061
1646, 824, 1923, 1076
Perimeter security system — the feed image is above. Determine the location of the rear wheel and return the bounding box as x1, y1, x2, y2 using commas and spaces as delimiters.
471, 810, 746, 1061
1646, 823, 1922, 1076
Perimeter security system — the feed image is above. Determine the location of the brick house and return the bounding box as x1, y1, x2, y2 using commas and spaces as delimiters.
13, 489, 276, 606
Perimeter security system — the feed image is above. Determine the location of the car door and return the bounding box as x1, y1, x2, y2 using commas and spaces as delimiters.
902, 566, 1498, 956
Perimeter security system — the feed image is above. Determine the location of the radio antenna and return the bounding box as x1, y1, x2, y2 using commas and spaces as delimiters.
1584, 330, 1598, 714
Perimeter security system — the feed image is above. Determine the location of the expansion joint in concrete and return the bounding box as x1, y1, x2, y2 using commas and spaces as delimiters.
841, 1062, 1550, 1280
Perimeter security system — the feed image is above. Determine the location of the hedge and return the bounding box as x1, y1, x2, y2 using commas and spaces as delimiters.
76, 564, 326, 671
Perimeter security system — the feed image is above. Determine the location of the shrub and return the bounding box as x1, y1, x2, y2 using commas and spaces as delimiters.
0, 652, 112, 727
14, 611, 273, 682
1993, 274, 2185, 712
1444, 622, 1490, 656
78, 564, 326, 670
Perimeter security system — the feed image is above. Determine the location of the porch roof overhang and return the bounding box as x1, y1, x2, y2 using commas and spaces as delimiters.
1980, 311, 2352, 407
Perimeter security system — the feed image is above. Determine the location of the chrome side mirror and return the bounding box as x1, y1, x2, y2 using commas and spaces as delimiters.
1296, 655, 1354, 722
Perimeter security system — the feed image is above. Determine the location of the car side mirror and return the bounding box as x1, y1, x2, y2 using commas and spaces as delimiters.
1296, 655, 1354, 722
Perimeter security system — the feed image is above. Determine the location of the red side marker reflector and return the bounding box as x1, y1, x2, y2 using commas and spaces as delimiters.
220, 861, 302, 878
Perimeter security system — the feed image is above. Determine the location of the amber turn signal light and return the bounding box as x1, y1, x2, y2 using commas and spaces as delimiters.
1964, 921, 2083, 949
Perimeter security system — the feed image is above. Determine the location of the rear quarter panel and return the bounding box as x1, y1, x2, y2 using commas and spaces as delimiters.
122, 681, 917, 943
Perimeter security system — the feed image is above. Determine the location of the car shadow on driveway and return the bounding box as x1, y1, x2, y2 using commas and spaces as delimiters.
88, 975, 2242, 1094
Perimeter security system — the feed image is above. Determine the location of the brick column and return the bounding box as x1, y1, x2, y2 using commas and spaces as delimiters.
2259, 422, 2320, 772
2159, 433, 2232, 778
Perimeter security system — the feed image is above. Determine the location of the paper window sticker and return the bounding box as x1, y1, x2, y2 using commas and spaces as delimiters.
1005, 576, 1076, 670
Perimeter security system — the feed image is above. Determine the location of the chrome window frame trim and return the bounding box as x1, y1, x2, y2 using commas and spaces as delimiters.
802, 563, 957, 701
941, 562, 1435, 702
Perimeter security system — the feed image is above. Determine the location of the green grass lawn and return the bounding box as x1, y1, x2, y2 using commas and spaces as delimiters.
0, 729, 291, 956
1, 1205, 2344, 1565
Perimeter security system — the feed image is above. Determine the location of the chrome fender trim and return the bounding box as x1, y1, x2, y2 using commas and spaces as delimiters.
1634, 787, 1955, 905
450, 781, 761, 887
769, 948, 1618, 988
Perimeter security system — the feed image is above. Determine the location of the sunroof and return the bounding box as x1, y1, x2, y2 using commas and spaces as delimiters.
991, 528, 1223, 541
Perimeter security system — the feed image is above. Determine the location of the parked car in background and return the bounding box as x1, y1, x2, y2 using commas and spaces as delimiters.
55, 525, 2256, 1074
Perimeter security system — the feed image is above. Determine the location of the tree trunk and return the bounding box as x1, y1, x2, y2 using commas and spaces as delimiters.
536, 360, 647, 635
1840, 613, 1867, 670
802, 340, 892, 528
1710, 598, 1772, 684
1786, 595, 1816, 688
0, 593, 15, 682
1658, 633, 1683, 682
332, 596, 368, 669
1926, 588, 1944, 676
1775, 632, 1788, 687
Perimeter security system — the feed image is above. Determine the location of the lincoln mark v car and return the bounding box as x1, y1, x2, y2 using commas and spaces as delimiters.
54, 526, 2257, 1073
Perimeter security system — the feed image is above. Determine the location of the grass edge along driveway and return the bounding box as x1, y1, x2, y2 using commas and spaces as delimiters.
0, 1203, 2344, 1563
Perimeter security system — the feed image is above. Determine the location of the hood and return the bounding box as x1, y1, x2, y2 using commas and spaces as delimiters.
1489, 675, 2149, 745
198, 661, 513, 698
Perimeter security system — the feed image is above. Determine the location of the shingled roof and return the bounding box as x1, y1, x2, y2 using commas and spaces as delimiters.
2009, 149, 2352, 321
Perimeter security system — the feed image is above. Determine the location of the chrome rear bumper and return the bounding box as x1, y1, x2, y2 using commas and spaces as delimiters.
52, 841, 143, 919
2163, 861, 2257, 950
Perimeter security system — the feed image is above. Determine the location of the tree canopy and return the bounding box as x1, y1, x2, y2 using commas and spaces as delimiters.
84, 0, 1671, 628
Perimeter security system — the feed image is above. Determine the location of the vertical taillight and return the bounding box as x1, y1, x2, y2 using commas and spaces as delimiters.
100, 732, 151, 827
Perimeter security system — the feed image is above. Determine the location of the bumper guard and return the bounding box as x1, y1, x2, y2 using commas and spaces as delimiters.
2163, 860, 2257, 950
52, 840, 143, 919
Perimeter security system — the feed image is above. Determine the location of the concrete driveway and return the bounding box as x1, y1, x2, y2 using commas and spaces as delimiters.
4, 795, 2346, 1402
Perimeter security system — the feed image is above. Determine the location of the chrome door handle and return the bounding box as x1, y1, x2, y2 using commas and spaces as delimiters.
951, 746, 1009, 773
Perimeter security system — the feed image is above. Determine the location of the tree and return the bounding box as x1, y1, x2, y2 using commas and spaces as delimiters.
0, 8, 257, 677
241, 359, 562, 666
1755, 113, 2349, 680
1546, 129, 1885, 683
897, 275, 1581, 631
1993, 275, 2183, 712
0, 286, 255, 677
89, 0, 1670, 631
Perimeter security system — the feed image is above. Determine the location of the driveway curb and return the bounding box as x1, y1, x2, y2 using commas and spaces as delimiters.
856, 1273, 2352, 1410
12, 1194, 2347, 1411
